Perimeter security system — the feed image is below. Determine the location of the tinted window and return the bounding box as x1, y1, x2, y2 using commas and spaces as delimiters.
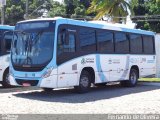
130, 34, 143, 54
58, 29, 76, 54
115, 32, 129, 53
143, 35, 154, 54
0, 30, 3, 52
79, 28, 96, 51
58, 29, 66, 55
97, 30, 114, 53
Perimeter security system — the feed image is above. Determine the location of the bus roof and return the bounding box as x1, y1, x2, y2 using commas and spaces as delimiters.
17, 17, 155, 36
0, 25, 15, 30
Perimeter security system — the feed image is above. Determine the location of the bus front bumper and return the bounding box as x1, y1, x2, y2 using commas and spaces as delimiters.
9, 74, 57, 88
9, 74, 39, 87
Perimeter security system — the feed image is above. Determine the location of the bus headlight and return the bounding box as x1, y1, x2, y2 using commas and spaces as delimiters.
42, 68, 53, 78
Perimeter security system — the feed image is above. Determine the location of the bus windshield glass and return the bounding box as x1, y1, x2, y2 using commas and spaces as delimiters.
11, 21, 55, 67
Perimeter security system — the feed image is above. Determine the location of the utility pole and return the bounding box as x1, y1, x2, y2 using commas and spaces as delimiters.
0, 0, 6, 25
25, 0, 29, 19
1, 5, 4, 25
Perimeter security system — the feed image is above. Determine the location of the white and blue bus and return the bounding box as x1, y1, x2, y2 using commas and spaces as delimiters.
9, 17, 156, 92
0, 25, 15, 87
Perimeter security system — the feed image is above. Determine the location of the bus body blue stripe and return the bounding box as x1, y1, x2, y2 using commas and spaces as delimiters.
96, 54, 107, 82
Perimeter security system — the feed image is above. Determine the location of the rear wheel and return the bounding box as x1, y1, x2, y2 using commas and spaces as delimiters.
74, 70, 91, 93
2, 69, 12, 88
120, 68, 138, 87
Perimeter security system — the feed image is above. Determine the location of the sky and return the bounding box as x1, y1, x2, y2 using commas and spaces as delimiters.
54, 0, 63, 3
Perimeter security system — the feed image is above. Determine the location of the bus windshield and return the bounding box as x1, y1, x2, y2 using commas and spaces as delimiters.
11, 21, 55, 67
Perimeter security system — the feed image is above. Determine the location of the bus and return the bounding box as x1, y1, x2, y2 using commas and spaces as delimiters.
0, 25, 15, 88
9, 17, 156, 93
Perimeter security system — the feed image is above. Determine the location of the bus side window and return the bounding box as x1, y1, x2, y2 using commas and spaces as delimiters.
58, 29, 76, 54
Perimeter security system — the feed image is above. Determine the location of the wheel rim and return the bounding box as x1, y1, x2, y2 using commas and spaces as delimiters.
130, 71, 137, 84
80, 76, 89, 87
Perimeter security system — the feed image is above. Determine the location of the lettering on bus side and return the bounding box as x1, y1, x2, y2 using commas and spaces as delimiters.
81, 58, 95, 65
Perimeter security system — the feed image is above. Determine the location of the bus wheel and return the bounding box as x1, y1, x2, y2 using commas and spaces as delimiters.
42, 88, 53, 92
2, 70, 12, 88
74, 70, 91, 93
120, 69, 138, 87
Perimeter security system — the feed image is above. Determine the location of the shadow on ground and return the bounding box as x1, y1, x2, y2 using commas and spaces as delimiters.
12, 83, 160, 103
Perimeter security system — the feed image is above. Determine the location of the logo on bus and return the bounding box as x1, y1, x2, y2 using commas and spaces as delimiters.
81, 58, 86, 64
81, 58, 94, 64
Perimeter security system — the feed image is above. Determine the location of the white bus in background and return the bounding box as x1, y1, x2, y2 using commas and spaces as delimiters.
9, 17, 156, 93
155, 34, 160, 77
0, 25, 15, 88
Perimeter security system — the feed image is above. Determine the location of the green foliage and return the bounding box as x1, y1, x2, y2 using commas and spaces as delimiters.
2, 0, 91, 25
63, 0, 90, 18
3, 0, 52, 25
87, 0, 132, 22
48, 1, 66, 17
131, 0, 160, 32
5, 0, 26, 25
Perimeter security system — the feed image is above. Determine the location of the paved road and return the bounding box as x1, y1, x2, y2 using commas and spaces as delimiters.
0, 83, 160, 114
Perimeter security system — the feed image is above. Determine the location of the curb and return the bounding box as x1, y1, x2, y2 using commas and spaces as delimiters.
138, 82, 160, 86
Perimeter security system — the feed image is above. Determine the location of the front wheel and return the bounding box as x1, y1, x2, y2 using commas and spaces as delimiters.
2, 70, 12, 88
74, 70, 91, 93
121, 69, 138, 87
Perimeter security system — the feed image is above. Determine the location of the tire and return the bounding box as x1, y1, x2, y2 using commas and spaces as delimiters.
74, 70, 91, 93
2, 69, 12, 88
120, 69, 138, 87
42, 88, 53, 92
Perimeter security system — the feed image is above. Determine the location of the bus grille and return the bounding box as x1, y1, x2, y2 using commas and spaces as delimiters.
16, 79, 39, 86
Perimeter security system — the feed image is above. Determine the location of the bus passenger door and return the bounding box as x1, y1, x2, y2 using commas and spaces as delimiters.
57, 27, 78, 88
109, 55, 129, 81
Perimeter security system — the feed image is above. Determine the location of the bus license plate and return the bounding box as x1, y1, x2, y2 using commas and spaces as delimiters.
22, 83, 31, 87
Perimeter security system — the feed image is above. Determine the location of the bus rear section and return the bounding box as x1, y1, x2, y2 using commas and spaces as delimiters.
9, 18, 156, 93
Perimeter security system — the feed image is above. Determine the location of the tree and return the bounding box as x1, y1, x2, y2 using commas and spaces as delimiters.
130, 0, 148, 30
63, 0, 91, 19
131, 0, 160, 32
87, 0, 132, 22
146, 0, 160, 32
28, 0, 52, 18
4, 0, 52, 25
5, 0, 26, 25
48, 1, 66, 17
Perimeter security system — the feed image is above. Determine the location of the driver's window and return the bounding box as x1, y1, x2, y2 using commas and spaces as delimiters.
58, 28, 66, 55
58, 28, 76, 55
